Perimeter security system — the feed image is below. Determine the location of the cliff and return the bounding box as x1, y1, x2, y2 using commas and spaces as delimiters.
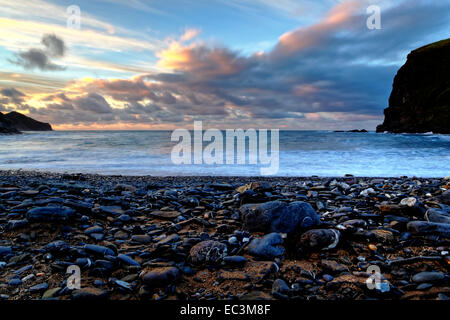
376, 39, 450, 133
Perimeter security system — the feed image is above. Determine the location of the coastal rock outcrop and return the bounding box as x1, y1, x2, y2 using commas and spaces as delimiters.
376, 38, 450, 133
0, 112, 20, 134
2, 111, 52, 132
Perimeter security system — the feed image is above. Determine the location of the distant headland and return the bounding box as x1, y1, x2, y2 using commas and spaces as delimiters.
0, 111, 52, 134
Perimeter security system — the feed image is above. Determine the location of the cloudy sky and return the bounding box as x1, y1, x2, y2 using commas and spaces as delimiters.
0, 0, 449, 130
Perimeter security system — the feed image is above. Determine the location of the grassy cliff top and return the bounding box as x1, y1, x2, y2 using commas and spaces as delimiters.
412, 38, 450, 55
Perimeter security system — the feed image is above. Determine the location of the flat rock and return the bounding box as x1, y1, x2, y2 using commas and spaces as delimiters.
150, 210, 181, 219
26, 206, 75, 222
72, 287, 108, 300
217, 261, 277, 282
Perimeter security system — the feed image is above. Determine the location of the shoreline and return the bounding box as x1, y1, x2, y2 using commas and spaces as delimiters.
0, 169, 447, 180
0, 171, 449, 300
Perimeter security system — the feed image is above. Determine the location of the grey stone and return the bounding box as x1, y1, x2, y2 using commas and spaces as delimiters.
248, 233, 285, 259
240, 201, 320, 233
412, 271, 445, 283
27, 206, 75, 222
407, 221, 450, 237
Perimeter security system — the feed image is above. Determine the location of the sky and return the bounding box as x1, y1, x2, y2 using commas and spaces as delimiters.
0, 0, 449, 130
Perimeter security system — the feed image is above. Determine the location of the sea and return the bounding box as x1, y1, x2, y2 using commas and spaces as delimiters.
0, 130, 449, 177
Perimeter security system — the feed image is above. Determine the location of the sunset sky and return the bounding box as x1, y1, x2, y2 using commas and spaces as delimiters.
0, 0, 449, 130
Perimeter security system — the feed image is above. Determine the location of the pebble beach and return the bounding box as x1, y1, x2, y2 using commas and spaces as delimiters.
0, 170, 449, 300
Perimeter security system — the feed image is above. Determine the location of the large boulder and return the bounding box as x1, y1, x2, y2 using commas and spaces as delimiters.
376, 38, 450, 133
240, 201, 320, 234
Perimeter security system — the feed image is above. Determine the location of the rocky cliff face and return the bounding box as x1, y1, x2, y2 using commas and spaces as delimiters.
0, 111, 52, 133
376, 39, 450, 134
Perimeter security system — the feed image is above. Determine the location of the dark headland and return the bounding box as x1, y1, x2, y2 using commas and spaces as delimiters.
0, 111, 52, 134
377, 38, 450, 134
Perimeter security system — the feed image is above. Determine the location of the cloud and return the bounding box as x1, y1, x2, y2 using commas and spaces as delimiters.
157, 42, 248, 78
12, 48, 65, 71
11, 34, 66, 71
1, 88, 25, 104
42, 34, 66, 57
180, 28, 201, 42
7, 0, 450, 130
74, 93, 113, 114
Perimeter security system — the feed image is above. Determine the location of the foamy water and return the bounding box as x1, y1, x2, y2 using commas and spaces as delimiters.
0, 130, 449, 177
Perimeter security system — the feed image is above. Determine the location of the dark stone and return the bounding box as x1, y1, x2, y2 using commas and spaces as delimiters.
29, 283, 48, 293
131, 234, 151, 243
150, 210, 181, 219
438, 190, 450, 205
247, 233, 285, 259
426, 208, 450, 224
117, 254, 140, 267
8, 279, 22, 286
84, 244, 116, 256
272, 278, 290, 297
72, 287, 108, 300
140, 267, 180, 287
240, 201, 320, 234
84, 226, 103, 234
44, 240, 70, 254
376, 39, 450, 133
298, 229, 340, 251
6, 219, 29, 230
407, 221, 450, 237
412, 271, 445, 283
26, 206, 75, 222
97, 206, 124, 216
223, 255, 247, 266
0, 246, 12, 256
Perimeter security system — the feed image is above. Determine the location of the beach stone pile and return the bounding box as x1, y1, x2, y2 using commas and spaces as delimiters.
0, 170, 449, 300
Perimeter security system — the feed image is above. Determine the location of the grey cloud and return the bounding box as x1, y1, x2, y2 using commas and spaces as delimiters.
10, 34, 66, 71
74, 93, 112, 114
1, 88, 26, 104
42, 34, 66, 57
